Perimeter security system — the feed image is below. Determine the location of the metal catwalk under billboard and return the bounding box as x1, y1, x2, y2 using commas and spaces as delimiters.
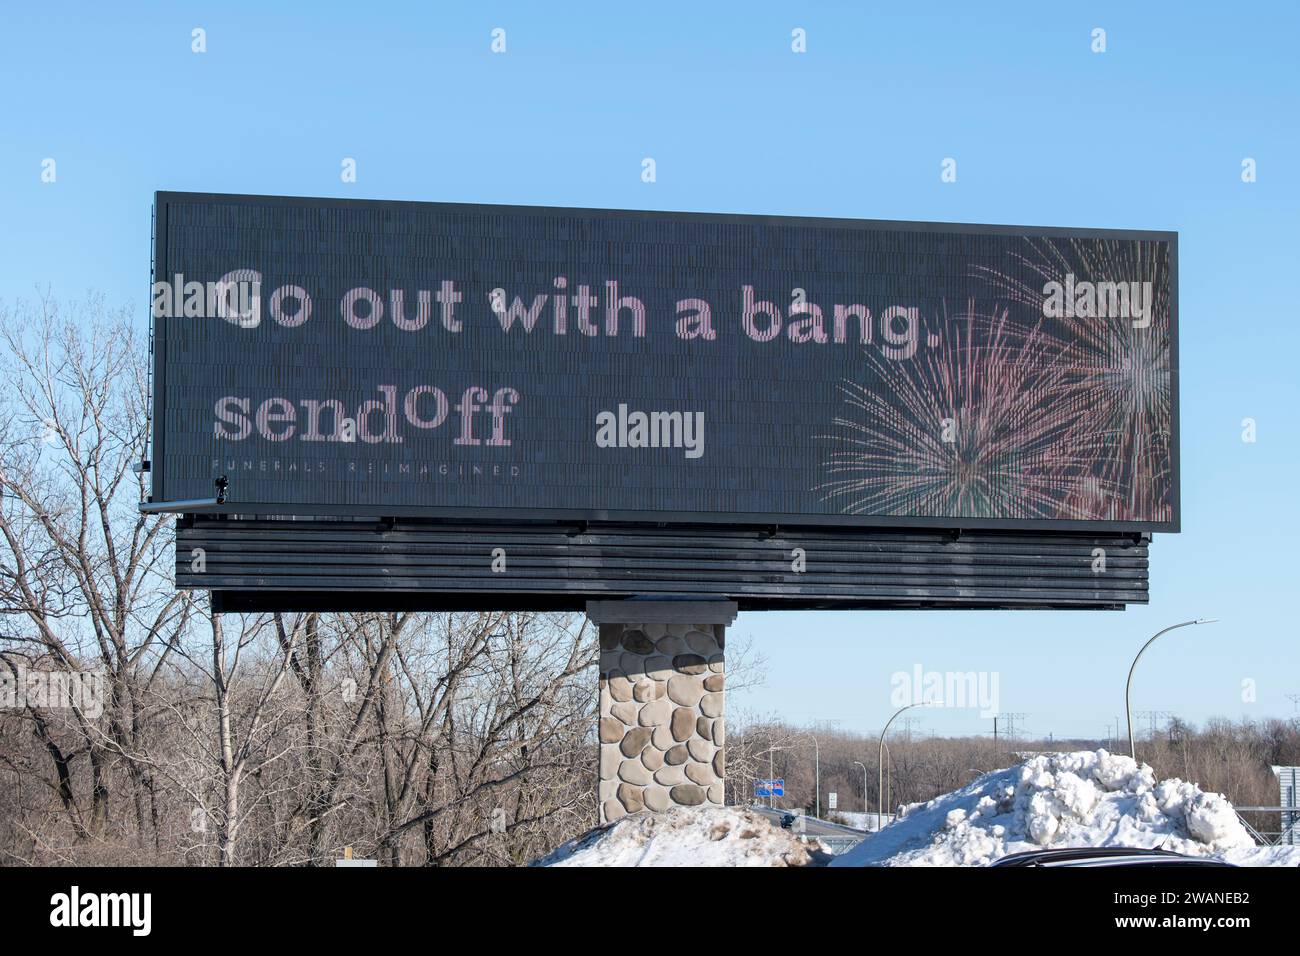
149, 193, 1177, 533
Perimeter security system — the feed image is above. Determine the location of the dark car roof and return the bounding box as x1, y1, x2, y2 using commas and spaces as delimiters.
991, 846, 1235, 868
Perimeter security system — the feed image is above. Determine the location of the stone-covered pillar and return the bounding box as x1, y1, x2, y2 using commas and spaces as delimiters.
588, 600, 736, 823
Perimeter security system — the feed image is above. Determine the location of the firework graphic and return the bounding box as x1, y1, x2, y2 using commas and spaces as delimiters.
972, 236, 1173, 522
818, 302, 1124, 520
818, 231, 1172, 524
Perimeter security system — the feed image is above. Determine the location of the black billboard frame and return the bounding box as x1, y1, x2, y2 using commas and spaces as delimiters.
148, 190, 1180, 536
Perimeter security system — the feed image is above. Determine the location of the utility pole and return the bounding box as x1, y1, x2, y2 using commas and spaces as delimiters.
1286, 694, 1300, 713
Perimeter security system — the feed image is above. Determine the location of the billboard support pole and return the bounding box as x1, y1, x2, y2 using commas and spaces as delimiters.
588, 600, 736, 823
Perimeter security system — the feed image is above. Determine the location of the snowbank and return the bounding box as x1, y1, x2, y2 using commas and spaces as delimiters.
831, 810, 894, 832
832, 749, 1300, 867
534, 806, 833, 867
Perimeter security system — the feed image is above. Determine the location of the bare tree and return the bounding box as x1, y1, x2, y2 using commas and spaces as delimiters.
0, 294, 192, 856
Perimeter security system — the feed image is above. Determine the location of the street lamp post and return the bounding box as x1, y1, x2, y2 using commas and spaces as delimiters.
759, 744, 787, 809
1125, 618, 1216, 763
791, 732, 821, 819
882, 740, 891, 822
878, 701, 932, 831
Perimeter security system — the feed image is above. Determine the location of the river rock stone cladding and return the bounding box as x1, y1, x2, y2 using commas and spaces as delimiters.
598, 621, 725, 822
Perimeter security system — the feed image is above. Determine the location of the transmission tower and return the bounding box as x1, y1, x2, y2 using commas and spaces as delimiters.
1001, 713, 1028, 741
1136, 710, 1174, 740
898, 716, 923, 743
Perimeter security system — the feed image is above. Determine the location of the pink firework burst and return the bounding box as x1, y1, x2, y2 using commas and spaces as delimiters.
817, 302, 1121, 521
971, 236, 1173, 522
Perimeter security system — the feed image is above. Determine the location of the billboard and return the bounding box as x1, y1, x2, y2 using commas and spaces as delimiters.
150, 193, 1177, 532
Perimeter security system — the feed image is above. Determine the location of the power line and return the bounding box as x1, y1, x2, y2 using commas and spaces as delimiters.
1001, 713, 1028, 740
1135, 710, 1174, 740
897, 716, 922, 743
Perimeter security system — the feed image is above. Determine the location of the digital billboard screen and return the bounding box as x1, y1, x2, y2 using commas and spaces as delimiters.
150, 193, 1177, 532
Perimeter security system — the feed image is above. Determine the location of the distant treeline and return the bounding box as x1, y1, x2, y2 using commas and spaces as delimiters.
727, 717, 1300, 839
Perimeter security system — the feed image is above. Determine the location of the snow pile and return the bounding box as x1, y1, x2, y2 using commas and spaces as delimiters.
830, 810, 893, 832
534, 806, 833, 867
833, 749, 1300, 867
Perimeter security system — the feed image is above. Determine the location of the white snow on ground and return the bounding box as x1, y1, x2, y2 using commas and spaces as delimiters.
534, 805, 832, 867
832, 749, 1300, 867
831, 810, 894, 832
533, 750, 1299, 867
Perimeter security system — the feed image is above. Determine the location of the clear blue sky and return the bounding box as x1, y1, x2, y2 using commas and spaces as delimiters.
2, 2, 1296, 740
